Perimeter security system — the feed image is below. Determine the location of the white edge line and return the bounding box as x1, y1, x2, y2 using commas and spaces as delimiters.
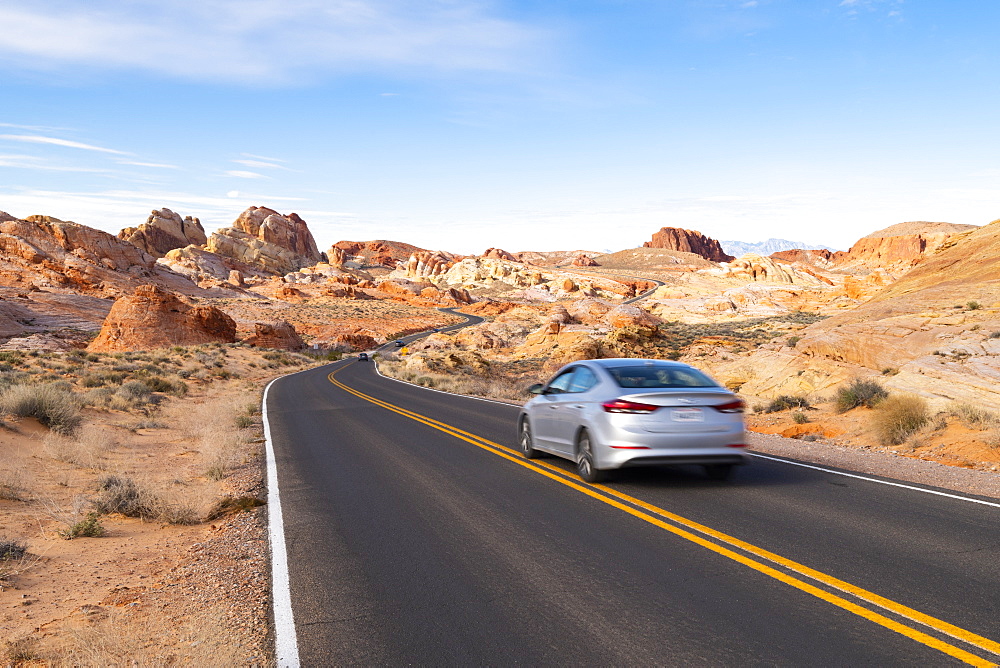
749, 452, 1000, 509
372, 358, 524, 408
263, 376, 302, 667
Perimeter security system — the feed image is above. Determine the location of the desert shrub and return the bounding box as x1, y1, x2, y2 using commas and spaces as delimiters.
0, 383, 82, 434
872, 394, 929, 445
764, 395, 810, 413
0, 539, 27, 560
60, 512, 106, 539
967, 301, 981, 310
948, 402, 997, 428
835, 378, 888, 413
792, 411, 810, 424
142, 376, 176, 393
93, 475, 158, 519
234, 414, 255, 429
786, 336, 801, 348
205, 495, 265, 520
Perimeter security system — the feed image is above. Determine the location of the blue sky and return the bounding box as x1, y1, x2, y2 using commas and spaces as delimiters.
1, 0, 998, 254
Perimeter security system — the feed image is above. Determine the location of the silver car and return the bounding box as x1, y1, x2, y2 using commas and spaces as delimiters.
518, 358, 747, 482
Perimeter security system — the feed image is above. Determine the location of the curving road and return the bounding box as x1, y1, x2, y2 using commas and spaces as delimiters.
264, 344, 1000, 665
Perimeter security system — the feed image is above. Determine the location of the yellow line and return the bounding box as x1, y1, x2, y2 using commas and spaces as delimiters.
327, 367, 998, 666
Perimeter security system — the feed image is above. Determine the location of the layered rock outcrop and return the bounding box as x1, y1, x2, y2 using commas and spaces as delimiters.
643, 227, 733, 262
207, 207, 322, 274
835, 221, 977, 273
0, 213, 156, 294
118, 208, 207, 257
87, 285, 237, 352
243, 320, 304, 350
331, 240, 428, 268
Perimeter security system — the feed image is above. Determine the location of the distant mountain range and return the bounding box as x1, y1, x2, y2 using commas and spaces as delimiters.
720, 238, 840, 257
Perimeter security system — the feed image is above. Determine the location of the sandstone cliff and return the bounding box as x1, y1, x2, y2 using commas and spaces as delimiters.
118, 208, 207, 257
643, 227, 733, 262
207, 207, 322, 274
834, 221, 977, 274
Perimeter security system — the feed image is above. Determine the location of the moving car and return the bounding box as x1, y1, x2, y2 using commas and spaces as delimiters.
358, 352, 369, 361
517, 358, 747, 482
394, 340, 405, 348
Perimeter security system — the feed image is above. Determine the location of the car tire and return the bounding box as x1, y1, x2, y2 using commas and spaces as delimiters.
703, 464, 734, 481
519, 419, 541, 460
576, 430, 607, 483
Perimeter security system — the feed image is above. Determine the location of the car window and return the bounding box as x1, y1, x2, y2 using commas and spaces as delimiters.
546, 369, 577, 394
567, 367, 598, 393
607, 365, 719, 388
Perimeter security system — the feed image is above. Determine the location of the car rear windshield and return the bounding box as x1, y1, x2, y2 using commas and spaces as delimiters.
607, 365, 719, 389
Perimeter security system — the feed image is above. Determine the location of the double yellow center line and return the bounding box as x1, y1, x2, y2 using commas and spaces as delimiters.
328, 365, 999, 666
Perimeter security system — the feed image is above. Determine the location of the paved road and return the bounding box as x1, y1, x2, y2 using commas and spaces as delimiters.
265, 354, 1000, 666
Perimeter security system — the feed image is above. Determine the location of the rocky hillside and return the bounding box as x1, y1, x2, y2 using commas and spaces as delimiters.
642, 227, 733, 262
704, 219, 1000, 409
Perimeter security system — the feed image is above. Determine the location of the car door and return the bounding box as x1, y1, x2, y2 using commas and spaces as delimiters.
531, 368, 577, 450
549, 366, 599, 453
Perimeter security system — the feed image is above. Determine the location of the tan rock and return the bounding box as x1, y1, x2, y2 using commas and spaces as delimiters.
87, 285, 236, 352
118, 208, 207, 257
207, 207, 322, 274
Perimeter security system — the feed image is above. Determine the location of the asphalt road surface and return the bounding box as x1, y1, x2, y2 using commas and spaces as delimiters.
265, 334, 999, 666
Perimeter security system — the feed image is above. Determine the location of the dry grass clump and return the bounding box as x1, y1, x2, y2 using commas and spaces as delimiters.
835, 378, 889, 413
90, 475, 205, 525
949, 402, 999, 429
32, 608, 242, 667
42, 424, 116, 469
762, 395, 810, 413
0, 538, 27, 560
378, 360, 533, 403
0, 382, 82, 434
0, 468, 29, 502
871, 394, 930, 445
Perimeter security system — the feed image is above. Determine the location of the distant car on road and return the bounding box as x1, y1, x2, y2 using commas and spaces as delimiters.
394, 340, 404, 348
358, 352, 368, 361
518, 358, 747, 483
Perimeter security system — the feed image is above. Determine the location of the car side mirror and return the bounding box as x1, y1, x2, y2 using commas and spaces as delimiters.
527, 383, 545, 395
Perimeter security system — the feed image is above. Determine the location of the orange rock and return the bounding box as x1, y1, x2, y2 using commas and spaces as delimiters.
243, 321, 304, 350
87, 285, 236, 352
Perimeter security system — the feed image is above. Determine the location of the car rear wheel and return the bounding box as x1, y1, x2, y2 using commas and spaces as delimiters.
519, 419, 541, 459
576, 430, 607, 483
703, 464, 734, 481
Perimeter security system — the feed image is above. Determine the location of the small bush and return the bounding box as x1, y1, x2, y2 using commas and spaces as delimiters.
792, 411, 810, 424
0, 383, 82, 434
872, 394, 929, 445
205, 495, 265, 520
61, 512, 106, 539
786, 336, 801, 348
93, 476, 158, 519
949, 402, 998, 429
967, 301, 981, 310
764, 395, 810, 413
0, 539, 27, 560
234, 414, 255, 429
835, 378, 888, 413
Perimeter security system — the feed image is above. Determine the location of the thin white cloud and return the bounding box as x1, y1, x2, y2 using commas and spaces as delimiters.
241, 153, 287, 163
0, 134, 130, 155
233, 159, 289, 170
118, 160, 180, 169
225, 170, 267, 179
0, 1, 550, 84
0, 153, 111, 173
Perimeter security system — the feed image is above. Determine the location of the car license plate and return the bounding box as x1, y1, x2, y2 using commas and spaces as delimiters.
672, 407, 704, 422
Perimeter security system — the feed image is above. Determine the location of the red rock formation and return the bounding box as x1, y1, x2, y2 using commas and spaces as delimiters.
835, 222, 977, 272
118, 208, 207, 258
572, 254, 599, 267
403, 252, 453, 279
482, 248, 518, 261
643, 227, 733, 262
243, 320, 304, 350
87, 285, 236, 352
332, 240, 428, 268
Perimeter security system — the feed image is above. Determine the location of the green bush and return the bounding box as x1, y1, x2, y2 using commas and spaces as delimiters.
60, 512, 106, 539
835, 378, 888, 413
0, 383, 82, 434
792, 411, 810, 424
872, 394, 929, 445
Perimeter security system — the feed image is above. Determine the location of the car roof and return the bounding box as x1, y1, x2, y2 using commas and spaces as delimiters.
580, 358, 691, 369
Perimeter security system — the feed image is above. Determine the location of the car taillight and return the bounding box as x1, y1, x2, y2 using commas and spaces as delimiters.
713, 399, 745, 413
727, 443, 747, 448
602, 399, 659, 414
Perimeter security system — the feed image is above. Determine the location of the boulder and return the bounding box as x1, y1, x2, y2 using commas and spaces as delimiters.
87, 285, 236, 352
243, 320, 304, 350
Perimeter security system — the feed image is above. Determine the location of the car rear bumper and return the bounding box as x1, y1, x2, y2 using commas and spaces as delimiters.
593, 423, 748, 470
